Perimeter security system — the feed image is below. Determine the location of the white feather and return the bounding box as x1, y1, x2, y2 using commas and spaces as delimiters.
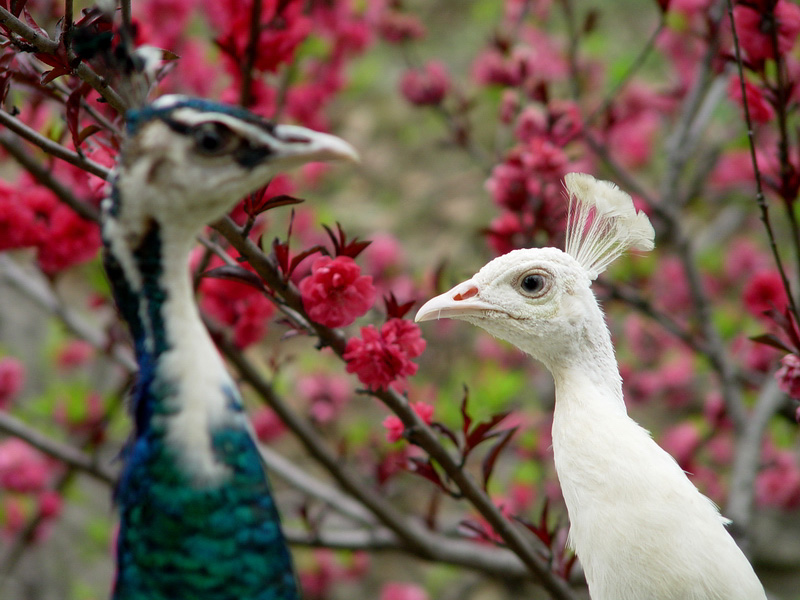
415, 172, 767, 600
564, 173, 655, 279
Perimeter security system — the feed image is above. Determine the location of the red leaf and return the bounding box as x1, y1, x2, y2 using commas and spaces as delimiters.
323, 222, 371, 258
243, 184, 305, 218
750, 333, 793, 353
481, 426, 518, 490
408, 457, 447, 490
288, 244, 324, 275
385, 293, 416, 320
271, 238, 290, 276
459, 386, 472, 440
464, 411, 511, 460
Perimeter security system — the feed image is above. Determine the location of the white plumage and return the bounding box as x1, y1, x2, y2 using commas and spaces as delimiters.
416, 173, 766, 600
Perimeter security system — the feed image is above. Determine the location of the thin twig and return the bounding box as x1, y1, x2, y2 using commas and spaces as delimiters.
0, 412, 116, 485
0, 7, 59, 53
283, 527, 532, 580
239, 0, 263, 107
725, 0, 798, 318
0, 109, 112, 180
0, 7, 127, 114
0, 132, 101, 222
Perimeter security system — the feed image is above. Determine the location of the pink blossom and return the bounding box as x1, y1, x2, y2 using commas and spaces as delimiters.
37, 489, 63, 519
0, 357, 26, 409
734, 1, 800, 65
651, 257, 691, 313
134, 0, 196, 50
486, 157, 529, 211
399, 61, 450, 106
380, 582, 429, 600
607, 111, 660, 168
33, 201, 102, 276
0, 439, 53, 493
724, 239, 770, 282
755, 449, 800, 509
0, 180, 43, 252
732, 335, 779, 374
776, 354, 800, 399
297, 373, 352, 424
211, 0, 312, 73
56, 340, 95, 371
710, 149, 756, 190
485, 211, 528, 256
669, 0, 713, 17
377, 11, 426, 43
344, 319, 426, 391
299, 256, 376, 328
200, 273, 275, 349
364, 233, 406, 277
727, 76, 774, 123
499, 89, 520, 124
660, 423, 701, 469
382, 414, 405, 443
472, 48, 521, 87
251, 407, 287, 443
742, 270, 789, 317
521, 136, 569, 179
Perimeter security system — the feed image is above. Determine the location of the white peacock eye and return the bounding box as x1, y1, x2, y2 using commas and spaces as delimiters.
516, 269, 551, 298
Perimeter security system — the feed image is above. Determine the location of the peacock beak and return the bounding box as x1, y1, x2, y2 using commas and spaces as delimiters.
269, 124, 360, 165
415, 279, 496, 322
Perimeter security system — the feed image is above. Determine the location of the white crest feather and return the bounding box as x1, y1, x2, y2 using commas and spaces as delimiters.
564, 173, 655, 280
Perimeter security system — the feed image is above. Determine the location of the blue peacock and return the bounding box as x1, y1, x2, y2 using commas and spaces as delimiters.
102, 94, 357, 599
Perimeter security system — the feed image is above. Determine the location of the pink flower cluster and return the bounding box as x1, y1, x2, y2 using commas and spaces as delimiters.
0, 357, 26, 410
733, 0, 800, 66
756, 447, 800, 510
299, 255, 376, 328
344, 319, 426, 391
197, 252, 276, 349
0, 438, 62, 538
399, 61, 450, 106
0, 172, 103, 275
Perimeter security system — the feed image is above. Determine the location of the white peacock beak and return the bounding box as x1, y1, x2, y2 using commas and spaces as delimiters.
271, 124, 360, 165
415, 279, 497, 322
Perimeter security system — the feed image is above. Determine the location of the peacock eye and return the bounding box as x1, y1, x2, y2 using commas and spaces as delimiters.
518, 272, 547, 296
191, 122, 237, 156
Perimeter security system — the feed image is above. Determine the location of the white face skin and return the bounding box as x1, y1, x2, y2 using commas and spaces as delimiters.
416, 248, 605, 372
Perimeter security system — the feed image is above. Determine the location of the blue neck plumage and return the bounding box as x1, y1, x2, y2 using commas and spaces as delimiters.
104, 220, 167, 434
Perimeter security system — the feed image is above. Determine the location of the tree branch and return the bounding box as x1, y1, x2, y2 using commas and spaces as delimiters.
0, 412, 116, 485
0, 109, 112, 180
213, 217, 578, 600
726, 378, 787, 555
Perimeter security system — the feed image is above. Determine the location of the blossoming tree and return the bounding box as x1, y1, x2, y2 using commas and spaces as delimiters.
0, 0, 799, 599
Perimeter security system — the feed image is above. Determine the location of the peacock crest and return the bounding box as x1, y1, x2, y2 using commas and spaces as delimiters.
563, 173, 655, 280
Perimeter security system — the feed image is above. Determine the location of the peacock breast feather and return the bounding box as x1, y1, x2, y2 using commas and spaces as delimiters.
113, 425, 299, 600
